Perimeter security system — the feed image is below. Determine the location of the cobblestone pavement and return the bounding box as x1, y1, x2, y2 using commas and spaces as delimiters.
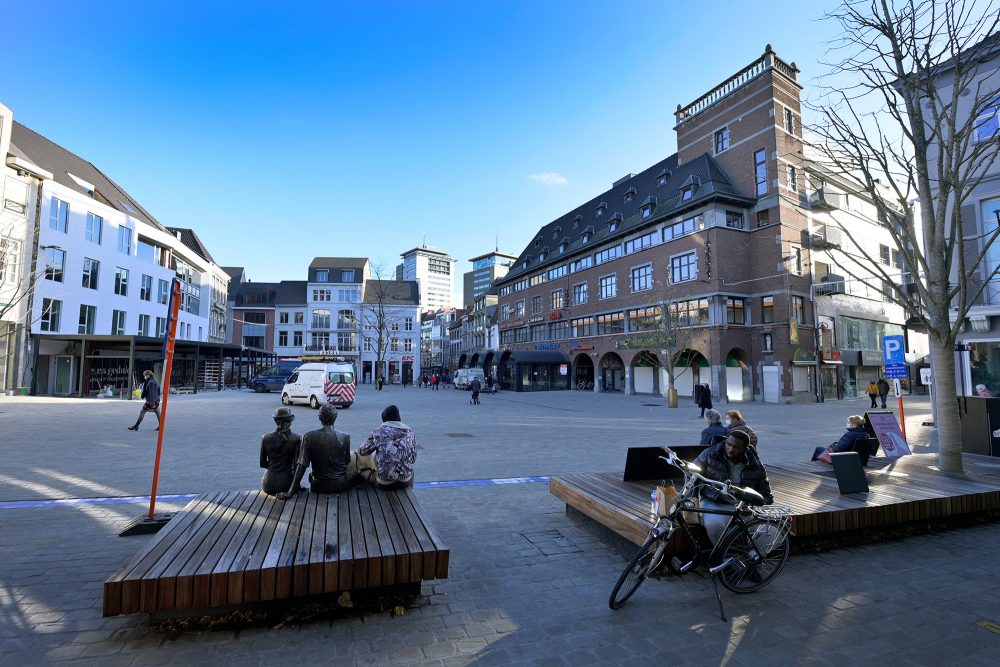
1, 387, 997, 665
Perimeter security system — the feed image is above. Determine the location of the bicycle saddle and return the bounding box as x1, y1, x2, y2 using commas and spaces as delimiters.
729, 485, 766, 507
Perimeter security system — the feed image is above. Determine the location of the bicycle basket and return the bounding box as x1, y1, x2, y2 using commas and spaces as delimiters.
748, 505, 793, 552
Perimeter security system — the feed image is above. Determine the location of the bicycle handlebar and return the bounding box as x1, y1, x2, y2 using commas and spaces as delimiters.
659, 451, 735, 498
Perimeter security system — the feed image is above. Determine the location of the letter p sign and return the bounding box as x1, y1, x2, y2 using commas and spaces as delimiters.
882, 335, 905, 366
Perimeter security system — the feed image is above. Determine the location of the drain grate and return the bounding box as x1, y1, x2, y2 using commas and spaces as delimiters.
520, 529, 582, 556
642, 403, 661, 407
445, 432, 474, 438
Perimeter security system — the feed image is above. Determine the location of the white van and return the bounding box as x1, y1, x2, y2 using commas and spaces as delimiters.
281, 362, 356, 408
453, 368, 485, 390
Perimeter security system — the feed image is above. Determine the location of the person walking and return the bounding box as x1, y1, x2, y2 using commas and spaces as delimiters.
866, 380, 879, 409
697, 383, 713, 418
376, 375, 384, 392
725, 409, 758, 448
430, 373, 439, 390
127, 370, 161, 431
876, 378, 890, 409
470, 377, 481, 405
485, 374, 495, 395
700, 409, 728, 445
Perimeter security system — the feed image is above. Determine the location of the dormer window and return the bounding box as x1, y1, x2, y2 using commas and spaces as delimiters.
316, 269, 329, 282
534, 237, 542, 247
573, 214, 583, 228
640, 196, 657, 219
595, 202, 607, 217
681, 187, 694, 201
559, 237, 570, 253
609, 221, 619, 232
624, 187, 636, 203
656, 169, 671, 186
552, 226, 561, 240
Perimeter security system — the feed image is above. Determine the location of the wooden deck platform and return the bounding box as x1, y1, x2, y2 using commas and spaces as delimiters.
550, 453, 1000, 549
103, 486, 449, 616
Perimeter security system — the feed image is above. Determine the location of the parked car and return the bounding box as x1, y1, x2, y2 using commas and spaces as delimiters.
281, 362, 356, 408
453, 368, 485, 390
250, 359, 302, 393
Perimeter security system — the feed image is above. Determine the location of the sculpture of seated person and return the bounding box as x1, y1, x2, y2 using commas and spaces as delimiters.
260, 408, 302, 495
278, 404, 355, 499
812, 415, 870, 465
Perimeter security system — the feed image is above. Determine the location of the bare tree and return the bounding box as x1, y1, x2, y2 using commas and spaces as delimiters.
651, 299, 699, 408
360, 263, 401, 384
808, 0, 1000, 472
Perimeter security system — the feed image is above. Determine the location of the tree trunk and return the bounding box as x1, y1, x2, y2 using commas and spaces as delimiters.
930, 338, 963, 474
666, 368, 678, 408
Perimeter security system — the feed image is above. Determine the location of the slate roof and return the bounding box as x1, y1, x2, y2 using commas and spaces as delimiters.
308, 257, 369, 271
222, 267, 245, 282
362, 280, 420, 306
167, 227, 215, 264
9, 121, 166, 232
500, 152, 753, 283
275, 281, 307, 305
233, 282, 279, 307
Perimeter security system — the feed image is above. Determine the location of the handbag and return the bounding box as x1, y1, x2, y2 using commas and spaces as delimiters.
817, 449, 833, 464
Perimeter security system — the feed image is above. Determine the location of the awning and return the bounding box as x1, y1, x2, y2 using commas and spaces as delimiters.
822, 360, 843, 365
500, 350, 569, 364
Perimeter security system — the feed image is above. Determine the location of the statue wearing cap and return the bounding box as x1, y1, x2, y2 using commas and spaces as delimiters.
260, 407, 303, 496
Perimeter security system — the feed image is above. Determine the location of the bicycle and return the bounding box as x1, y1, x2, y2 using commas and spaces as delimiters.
608, 448, 792, 621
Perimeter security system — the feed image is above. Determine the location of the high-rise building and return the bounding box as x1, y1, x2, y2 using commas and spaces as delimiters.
400, 246, 456, 313
463, 251, 516, 307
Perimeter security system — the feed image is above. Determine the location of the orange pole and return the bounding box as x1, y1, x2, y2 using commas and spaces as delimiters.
897, 394, 907, 440
148, 279, 181, 519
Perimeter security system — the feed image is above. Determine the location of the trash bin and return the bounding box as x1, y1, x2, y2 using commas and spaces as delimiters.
958, 396, 1000, 456
19, 387, 27, 396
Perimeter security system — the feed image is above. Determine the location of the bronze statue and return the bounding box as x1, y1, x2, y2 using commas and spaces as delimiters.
260, 407, 302, 496
277, 404, 355, 499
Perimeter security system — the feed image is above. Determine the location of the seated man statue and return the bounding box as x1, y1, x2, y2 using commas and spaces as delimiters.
260, 408, 302, 496
278, 404, 355, 498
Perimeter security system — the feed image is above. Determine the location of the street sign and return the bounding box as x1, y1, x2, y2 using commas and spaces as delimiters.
885, 364, 908, 379
919, 368, 933, 385
882, 335, 905, 365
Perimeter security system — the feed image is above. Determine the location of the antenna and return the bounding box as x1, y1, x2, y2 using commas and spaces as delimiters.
495, 233, 498, 253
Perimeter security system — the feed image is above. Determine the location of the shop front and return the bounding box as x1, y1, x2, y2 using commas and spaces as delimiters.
496, 349, 571, 392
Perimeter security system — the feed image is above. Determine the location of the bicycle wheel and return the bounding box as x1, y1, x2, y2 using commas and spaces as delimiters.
716, 520, 790, 594
608, 535, 660, 609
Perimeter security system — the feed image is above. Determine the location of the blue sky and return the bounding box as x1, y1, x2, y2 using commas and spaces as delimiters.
2, 1, 844, 301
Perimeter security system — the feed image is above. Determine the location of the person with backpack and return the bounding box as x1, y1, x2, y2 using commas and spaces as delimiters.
876, 378, 890, 408
470, 377, 481, 405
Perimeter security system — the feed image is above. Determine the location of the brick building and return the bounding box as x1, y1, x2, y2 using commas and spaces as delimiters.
495, 46, 817, 400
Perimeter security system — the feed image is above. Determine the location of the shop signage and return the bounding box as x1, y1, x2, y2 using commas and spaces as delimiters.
401, 355, 414, 362
559, 364, 568, 376
88, 358, 132, 391
615, 335, 668, 350
860, 350, 883, 366
528, 316, 544, 323
536, 343, 560, 350
571, 345, 595, 352
864, 412, 911, 458
548, 312, 563, 320
499, 319, 524, 330
823, 350, 842, 361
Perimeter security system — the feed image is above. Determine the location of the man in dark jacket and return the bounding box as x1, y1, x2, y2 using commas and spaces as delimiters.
876, 378, 890, 408
700, 409, 728, 445
470, 377, 481, 405
693, 430, 774, 544
128, 370, 161, 431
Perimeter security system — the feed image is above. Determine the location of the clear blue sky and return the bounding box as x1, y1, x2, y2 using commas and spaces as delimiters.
2, 0, 844, 301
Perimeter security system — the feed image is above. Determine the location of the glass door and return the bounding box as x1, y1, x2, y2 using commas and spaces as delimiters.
54, 355, 76, 395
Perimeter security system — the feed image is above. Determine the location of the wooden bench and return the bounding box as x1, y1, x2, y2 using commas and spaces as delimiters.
551, 453, 1000, 550
103, 486, 449, 616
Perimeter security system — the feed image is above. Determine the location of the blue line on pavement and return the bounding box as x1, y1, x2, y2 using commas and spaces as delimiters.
0, 476, 550, 509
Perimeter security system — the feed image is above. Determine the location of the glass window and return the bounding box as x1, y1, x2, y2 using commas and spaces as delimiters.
158, 279, 169, 304
570, 256, 592, 273
340, 333, 357, 350
514, 299, 525, 317
138, 313, 150, 337
547, 265, 567, 280
81, 258, 99, 289
117, 226, 133, 254
78, 304, 96, 334
628, 306, 661, 332
549, 320, 569, 339
624, 231, 657, 254
86, 213, 102, 243
879, 244, 891, 265
341, 269, 354, 281
681, 187, 694, 201
669, 298, 710, 326
45, 248, 65, 282
137, 240, 157, 263
530, 324, 546, 342
663, 214, 704, 241
754, 149, 768, 196
792, 296, 805, 324
111, 309, 126, 335
757, 210, 770, 228
670, 252, 697, 283
405, 317, 413, 331
572, 282, 588, 305
762, 295, 774, 323
279, 312, 289, 324
294, 312, 304, 324
784, 108, 795, 134
570, 316, 594, 337
114, 267, 129, 296
313, 289, 332, 301
140, 274, 152, 301
715, 127, 730, 153
293, 331, 303, 346
551, 289, 564, 309
726, 297, 746, 324
41, 298, 61, 331
156, 317, 166, 337
278, 331, 289, 346
630, 265, 652, 292
316, 269, 329, 282
974, 97, 999, 142
595, 246, 621, 265
49, 198, 68, 232
725, 211, 744, 229
599, 274, 617, 299
312, 309, 331, 328
788, 165, 798, 192
597, 312, 625, 335
338, 309, 355, 328
531, 295, 543, 314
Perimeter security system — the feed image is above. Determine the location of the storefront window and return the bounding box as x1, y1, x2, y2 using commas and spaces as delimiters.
969, 342, 1000, 396
838, 316, 902, 350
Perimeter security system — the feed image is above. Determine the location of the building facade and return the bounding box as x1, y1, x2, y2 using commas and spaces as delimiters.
400, 246, 456, 313
463, 251, 516, 307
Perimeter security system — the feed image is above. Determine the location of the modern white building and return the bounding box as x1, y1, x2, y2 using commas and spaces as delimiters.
360, 279, 420, 384
2, 107, 233, 395
399, 246, 456, 313
305, 258, 366, 362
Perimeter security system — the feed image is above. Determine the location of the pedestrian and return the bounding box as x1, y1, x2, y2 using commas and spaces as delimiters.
485, 374, 495, 395
876, 377, 890, 409
866, 380, 879, 409
725, 409, 758, 448
700, 409, 728, 445
417, 374, 423, 389
431, 373, 439, 390
697, 383, 712, 418
354, 404, 417, 490
376, 375, 384, 392
127, 370, 161, 431
470, 377, 481, 405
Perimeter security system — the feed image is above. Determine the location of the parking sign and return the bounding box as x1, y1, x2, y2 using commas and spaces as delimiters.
882, 335, 905, 366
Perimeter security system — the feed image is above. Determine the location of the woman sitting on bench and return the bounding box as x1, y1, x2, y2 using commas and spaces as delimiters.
812, 415, 868, 465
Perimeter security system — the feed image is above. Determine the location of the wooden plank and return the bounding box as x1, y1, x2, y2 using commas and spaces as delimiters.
188, 490, 258, 609
402, 489, 450, 580
273, 493, 309, 600
258, 495, 301, 602
209, 491, 268, 608
361, 486, 396, 586
384, 489, 424, 582
167, 491, 249, 611
337, 492, 354, 591
293, 493, 319, 598
104, 494, 209, 617
369, 488, 410, 585
349, 485, 370, 589
394, 490, 438, 581
322, 494, 341, 594
228, 494, 279, 604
